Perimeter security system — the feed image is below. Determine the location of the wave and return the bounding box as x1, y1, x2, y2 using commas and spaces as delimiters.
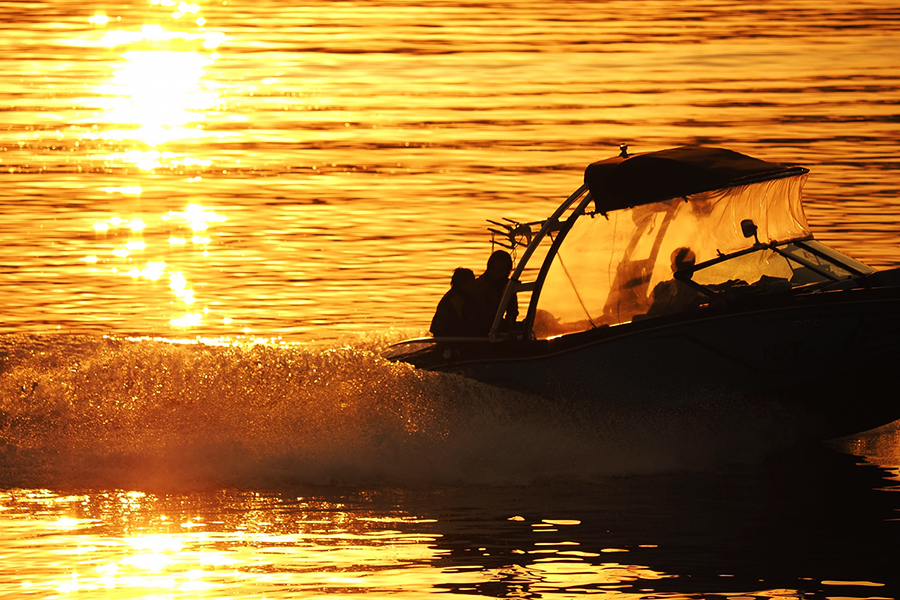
0, 333, 823, 491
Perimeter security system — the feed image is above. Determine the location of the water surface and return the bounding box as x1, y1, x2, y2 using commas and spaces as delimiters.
1, 0, 899, 598
1, 0, 898, 340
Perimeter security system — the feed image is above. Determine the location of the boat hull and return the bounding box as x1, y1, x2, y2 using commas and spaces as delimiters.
397, 287, 900, 440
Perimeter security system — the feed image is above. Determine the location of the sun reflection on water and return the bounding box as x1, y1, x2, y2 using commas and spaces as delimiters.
97, 49, 218, 148
94, 14, 224, 136
0, 489, 697, 598
86, 201, 228, 329
76, 3, 238, 332
87, 4, 225, 174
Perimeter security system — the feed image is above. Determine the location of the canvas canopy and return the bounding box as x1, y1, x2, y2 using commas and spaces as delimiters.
529, 151, 812, 339
585, 146, 807, 213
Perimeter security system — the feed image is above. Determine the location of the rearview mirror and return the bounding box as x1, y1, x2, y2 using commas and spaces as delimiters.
741, 219, 759, 242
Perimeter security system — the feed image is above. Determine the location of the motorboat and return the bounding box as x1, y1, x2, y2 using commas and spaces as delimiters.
385, 146, 900, 440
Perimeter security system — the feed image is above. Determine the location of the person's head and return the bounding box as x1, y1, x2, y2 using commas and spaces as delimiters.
484, 250, 513, 281
670, 247, 696, 273
451, 267, 476, 289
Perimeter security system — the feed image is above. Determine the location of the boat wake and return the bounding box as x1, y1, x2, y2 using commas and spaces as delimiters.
0, 334, 815, 491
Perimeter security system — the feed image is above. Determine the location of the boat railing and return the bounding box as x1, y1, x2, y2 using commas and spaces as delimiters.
381, 335, 493, 360
388, 336, 491, 346
490, 184, 591, 341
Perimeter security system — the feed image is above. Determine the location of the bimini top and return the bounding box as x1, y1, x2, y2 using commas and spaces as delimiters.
585, 146, 808, 214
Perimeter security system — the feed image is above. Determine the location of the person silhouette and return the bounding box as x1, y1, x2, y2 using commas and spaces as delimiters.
429, 267, 482, 337
474, 250, 518, 334
645, 247, 703, 318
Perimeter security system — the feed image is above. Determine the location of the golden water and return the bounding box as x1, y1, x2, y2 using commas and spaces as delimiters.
1, 0, 898, 341
1, 1, 900, 597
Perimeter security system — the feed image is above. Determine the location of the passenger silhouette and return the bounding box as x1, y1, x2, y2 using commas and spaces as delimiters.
474, 250, 518, 334
430, 267, 482, 337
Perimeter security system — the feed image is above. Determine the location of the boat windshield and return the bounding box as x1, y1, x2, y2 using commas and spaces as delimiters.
689, 242, 865, 293
531, 174, 817, 339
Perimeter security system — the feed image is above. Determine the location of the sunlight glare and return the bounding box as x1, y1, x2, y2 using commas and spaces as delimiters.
171, 312, 203, 327
95, 19, 224, 151
101, 24, 223, 48
178, 2, 201, 14
122, 552, 172, 571
170, 272, 188, 292
97, 50, 217, 147
164, 203, 226, 233
110, 150, 215, 173
128, 262, 167, 281
54, 517, 82, 530
169, 272, 196, 305
103, 186, 142, 195
85, 202, 228, 329
130, 534, 184, 553
95, 562, 119, 576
